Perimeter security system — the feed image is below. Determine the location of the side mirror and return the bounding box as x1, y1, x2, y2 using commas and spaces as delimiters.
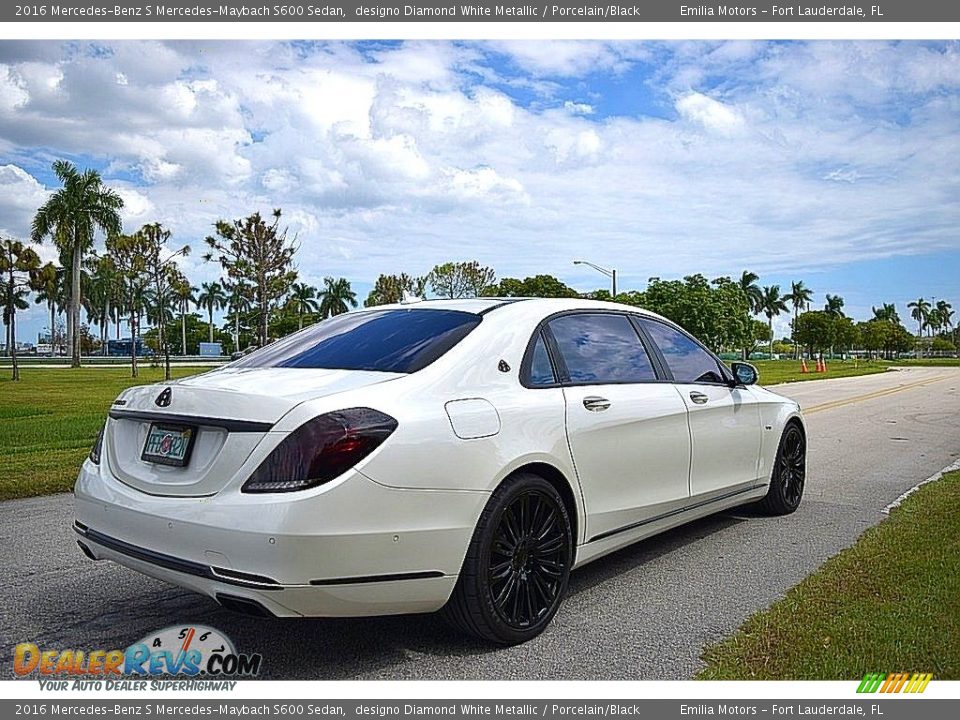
730, 361, 759, 386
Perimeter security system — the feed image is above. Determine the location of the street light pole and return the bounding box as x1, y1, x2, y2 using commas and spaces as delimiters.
573, 260, 618, 299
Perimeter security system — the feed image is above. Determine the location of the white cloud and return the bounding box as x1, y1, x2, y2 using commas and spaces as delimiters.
675, 92, 744, 134
0, 39, 958, 344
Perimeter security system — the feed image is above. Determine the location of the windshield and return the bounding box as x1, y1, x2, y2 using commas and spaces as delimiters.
230, 308, 482, 373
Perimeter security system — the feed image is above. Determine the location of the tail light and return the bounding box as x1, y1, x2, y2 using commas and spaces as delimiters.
89, 424, 105, 465
241, 408, 398, 493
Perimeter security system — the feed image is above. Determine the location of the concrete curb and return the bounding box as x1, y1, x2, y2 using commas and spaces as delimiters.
882, 458, 960, 515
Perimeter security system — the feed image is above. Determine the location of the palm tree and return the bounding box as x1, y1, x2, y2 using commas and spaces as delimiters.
33, 263, 64, 355
936, 300, 954, 333
824, 294, 845, 317
760, 285, 789, 358
287, 282, 320, 330
907, 297, 931, 358
872, 303, 899, 323
85, 258, 118, 356
172, 280, 198, 355
738, 271, 763, 314
226, 281, 253, 352
784, 280, 813, 359
197, 281, 228, 344
318, 277, 358, 319
31, 160, 123, 368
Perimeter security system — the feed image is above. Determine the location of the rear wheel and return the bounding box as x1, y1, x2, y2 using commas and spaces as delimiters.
441, 473, 572, 645
759, 423, 806, 515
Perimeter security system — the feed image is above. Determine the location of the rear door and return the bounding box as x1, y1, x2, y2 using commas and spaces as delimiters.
638, 318, 763, 498
542, 312, 691, 541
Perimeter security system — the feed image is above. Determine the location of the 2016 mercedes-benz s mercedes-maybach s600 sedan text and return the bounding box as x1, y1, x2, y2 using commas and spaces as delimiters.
75, 297, 806, 644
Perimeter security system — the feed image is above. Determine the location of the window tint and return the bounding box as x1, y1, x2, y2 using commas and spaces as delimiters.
640, 319, 725, 384
231, 309, 481, 373
548, 314, 657, 384
528, 332, 556, 386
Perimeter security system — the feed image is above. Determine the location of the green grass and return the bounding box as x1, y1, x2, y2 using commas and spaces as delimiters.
0, 367, 211, 501
699, 470, 960, 679
753, 359, 891, 385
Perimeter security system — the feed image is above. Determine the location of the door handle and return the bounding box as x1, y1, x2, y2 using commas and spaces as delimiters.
689, 391, 709, 405
583, 396, 611, 412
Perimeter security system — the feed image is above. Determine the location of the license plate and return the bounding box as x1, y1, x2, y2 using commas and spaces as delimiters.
141, 423, 196, 467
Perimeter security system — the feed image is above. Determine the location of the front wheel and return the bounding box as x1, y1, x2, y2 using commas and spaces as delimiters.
441, 473, 573, 645
759, 422, 806, 515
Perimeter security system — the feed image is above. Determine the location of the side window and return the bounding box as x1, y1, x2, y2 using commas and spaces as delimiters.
528, 332, 557, 386
640, 319, 725, 384
548, 314, 657, 384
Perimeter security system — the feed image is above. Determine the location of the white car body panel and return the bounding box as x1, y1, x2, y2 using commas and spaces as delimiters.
74, 297, 804, 619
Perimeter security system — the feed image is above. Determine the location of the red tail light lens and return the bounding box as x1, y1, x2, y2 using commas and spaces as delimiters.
241, 408, 398, 493
89, 424, 105, 465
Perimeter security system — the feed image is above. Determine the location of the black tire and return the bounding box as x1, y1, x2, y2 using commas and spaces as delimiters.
441, 473, 573, 645
759, 422, 806, 515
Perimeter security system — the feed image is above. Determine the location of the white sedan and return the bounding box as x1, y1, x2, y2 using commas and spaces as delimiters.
75, 298, 806, 644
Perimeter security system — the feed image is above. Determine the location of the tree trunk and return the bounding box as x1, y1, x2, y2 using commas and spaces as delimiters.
261, 297, 269, 347
49, 301, 56, 356
10, 304, 18, 381
298, 310, 303, 331
130, 312, 138, 378
181, 301, 187, 356
71, 246, 82, 368
160, 308, 170, 382
208, 307, 214, 344
233, 310, 239, 353
768, 317, 774, 358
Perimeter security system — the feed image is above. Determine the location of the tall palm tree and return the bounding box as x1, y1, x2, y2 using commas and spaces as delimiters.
197, 281, 228, 344
738, 271, 763, 315
907, 297, 931, 358
784, 280, 813, 359
287, 282, 320, 330
318, 277, 358, 319
824, 293, 845, 317
760, 285, 788, 358
172, 280, 198, 355
872, 303, 899, 323
31, 160, 123, 368
33, 263, 64, 355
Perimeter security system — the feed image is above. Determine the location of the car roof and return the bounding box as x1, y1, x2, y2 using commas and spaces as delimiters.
357, 296, 667, 321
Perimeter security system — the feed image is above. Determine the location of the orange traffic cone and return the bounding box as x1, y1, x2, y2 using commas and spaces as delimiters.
801, 359, 809, 373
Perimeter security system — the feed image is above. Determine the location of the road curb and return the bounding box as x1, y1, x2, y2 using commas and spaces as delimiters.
882, 458, 960, 515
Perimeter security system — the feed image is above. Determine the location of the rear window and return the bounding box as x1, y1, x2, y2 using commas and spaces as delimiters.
231, 309, 482, 373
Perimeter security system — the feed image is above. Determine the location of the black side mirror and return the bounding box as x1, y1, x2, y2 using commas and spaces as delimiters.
730, 361, 759, 386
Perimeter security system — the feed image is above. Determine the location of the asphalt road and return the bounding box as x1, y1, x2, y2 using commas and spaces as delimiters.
2, 367, 958, 680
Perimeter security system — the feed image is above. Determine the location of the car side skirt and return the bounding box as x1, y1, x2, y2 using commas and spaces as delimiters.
573, 481, 769, 569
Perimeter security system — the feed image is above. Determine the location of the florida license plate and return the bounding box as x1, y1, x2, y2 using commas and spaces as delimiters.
141, 423, 196, 467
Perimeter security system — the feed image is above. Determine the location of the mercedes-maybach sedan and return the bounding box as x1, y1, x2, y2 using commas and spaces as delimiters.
75, 298, 806, 644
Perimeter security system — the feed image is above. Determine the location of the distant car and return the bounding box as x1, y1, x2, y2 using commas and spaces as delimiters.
229, 345, 258, 361
75, 298, 806, 644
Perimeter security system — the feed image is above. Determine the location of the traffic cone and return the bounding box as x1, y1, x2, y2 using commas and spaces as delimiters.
801, 359, 809, 373
822, 358, 827, 373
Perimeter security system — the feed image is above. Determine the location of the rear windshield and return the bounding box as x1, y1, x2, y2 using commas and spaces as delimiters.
230, 309, 482, 373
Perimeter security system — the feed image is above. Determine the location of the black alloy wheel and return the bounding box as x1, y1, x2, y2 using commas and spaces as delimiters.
441, 473, 573, 644
760, 423, 806, 515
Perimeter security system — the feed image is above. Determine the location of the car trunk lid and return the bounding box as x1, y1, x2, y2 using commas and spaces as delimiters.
105, 368, 402, 497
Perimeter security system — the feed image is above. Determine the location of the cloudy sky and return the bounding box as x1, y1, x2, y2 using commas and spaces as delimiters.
1, 39, 958, 341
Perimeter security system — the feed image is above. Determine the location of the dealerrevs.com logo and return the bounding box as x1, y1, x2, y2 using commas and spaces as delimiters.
14, 625, 262, 690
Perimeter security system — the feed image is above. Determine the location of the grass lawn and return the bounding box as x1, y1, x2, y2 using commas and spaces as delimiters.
699, 470, 960, 679
752, 359, 891, 386
0, 366, 212, 501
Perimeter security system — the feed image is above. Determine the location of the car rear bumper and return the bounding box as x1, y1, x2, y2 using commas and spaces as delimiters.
74, 458, 486, 617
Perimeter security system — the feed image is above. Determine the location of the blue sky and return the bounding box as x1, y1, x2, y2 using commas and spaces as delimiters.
0, 40, 958, 342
